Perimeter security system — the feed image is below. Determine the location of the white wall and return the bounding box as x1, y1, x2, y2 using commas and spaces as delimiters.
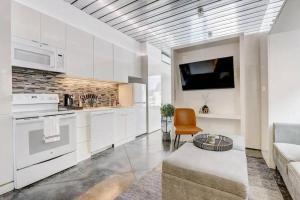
161, 61, 172, 104
0, 0, 14, 195
243, 33, 264, 149
172, 34, 264, 148
271, 0, 300, 34
266, 29, 300, 167
173, 40, 241, 135
258, 0, 300, 168
14, 0, 141, 53
260, 34, 269, 164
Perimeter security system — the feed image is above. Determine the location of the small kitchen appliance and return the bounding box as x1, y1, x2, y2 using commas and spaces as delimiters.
12, 94, 77, 189
63, 94, 74, 107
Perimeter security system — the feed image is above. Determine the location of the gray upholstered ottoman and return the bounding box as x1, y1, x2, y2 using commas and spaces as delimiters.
162, 143, 249, 200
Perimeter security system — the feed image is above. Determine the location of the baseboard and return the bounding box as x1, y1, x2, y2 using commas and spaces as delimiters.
114, 137, 135, 147
91, 144, 113, 156
0, 182, 14, 195
76, 154, 91, 163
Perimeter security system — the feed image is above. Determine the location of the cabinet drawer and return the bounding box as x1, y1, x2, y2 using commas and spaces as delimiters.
76, 112, 90, 127
76, 126, 90, 143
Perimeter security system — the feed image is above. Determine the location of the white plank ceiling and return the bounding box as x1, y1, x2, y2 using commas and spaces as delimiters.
64, 0, 285, 51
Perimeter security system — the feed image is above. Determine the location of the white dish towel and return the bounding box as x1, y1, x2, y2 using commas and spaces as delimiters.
43, 116, 61, 143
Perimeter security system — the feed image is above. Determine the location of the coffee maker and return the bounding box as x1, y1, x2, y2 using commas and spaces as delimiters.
63, 94, 74, 107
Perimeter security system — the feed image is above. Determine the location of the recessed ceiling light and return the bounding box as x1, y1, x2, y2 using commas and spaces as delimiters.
207, 31, 213, 37
197, 7, 204, 17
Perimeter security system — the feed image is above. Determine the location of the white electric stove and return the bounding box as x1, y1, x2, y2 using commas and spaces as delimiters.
12, 94, 77, 189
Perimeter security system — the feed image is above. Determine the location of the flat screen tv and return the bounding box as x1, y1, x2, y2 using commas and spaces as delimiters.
179, 56, 235, 90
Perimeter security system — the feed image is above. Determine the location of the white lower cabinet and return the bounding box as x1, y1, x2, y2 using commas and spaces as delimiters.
76, 112, 91, 162
76, 108, 137, 160
114, 110, 127, 145
90, 110, 115, 155
114, 108, 137, 146
76, 141, 90, 162
126, 109, 137, 138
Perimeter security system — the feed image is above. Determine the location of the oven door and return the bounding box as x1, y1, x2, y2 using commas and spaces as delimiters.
12, 37, 56, 71
14, 114, 76, 170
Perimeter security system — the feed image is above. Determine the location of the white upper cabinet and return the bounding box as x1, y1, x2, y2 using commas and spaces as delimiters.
40, 14, 66, 49
12, 2, 40, 42
12, 2, 66, 49
66, 26, 94, 79
113, 46, 129, 83
93, 37, 114, 81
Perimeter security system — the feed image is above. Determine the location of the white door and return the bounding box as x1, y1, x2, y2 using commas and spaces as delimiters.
40, 14, 66, 49
0, 116, 13, 187
12, 2, 40, 42
66, 26, 93, 79
94, 37, 114, 81
113, 46, 129, 83
90, 111, 114, 154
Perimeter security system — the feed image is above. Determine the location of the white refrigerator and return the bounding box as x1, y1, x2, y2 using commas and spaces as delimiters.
119, 83, 147, 136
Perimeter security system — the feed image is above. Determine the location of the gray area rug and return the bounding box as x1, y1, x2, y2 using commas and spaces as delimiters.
116, 156, 284, 200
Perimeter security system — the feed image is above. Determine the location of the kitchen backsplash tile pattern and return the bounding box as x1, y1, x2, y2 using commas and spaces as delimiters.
12, 67, 119, 107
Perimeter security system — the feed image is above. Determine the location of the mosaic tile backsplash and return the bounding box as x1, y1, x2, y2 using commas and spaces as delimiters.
12, 67, 119, 107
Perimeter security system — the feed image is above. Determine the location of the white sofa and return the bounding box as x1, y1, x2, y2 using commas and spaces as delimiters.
273, 123, 300, 200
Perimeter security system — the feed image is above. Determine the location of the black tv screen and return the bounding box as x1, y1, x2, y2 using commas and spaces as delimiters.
179, 56, 235, 90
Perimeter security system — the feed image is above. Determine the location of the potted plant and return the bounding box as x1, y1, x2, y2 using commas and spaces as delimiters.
161, 104, 175, 141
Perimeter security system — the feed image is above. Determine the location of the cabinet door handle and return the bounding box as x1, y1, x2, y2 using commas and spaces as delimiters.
41, 43, 48, 46
31, 40, 39, 43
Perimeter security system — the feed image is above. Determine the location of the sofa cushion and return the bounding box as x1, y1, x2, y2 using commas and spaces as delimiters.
162, 143, 248, 199
288, 162, 300, 200
274, 143, 300, 162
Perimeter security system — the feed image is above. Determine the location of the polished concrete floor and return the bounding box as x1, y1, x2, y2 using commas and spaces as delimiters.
0, 131, 290, 200
0, 131, 174, 200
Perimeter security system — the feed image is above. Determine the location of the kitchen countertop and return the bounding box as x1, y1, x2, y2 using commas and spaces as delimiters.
64, 106, 135, 113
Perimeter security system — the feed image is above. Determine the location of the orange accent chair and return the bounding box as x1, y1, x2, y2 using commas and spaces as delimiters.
173, 108, 203, 148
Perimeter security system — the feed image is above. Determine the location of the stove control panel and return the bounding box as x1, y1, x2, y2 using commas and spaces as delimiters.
12, 94, 59, 105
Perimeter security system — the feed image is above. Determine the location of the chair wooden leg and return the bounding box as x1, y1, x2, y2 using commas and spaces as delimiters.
177, 135, 181, 148
174, 135, 178, 148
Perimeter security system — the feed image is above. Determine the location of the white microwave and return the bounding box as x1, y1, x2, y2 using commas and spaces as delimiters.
12, 37, 65, 73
